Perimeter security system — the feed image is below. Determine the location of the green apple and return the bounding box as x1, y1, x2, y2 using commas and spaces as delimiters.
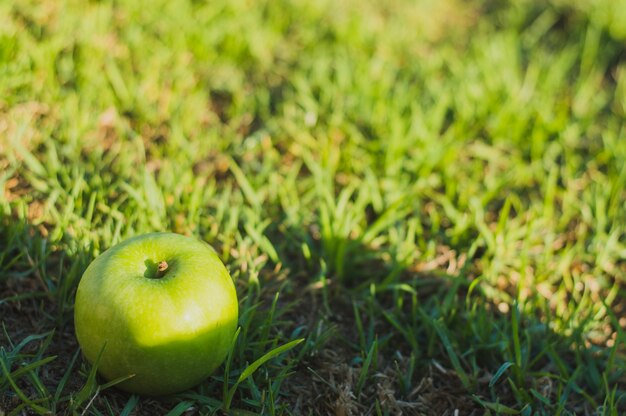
74, 232, 238, 396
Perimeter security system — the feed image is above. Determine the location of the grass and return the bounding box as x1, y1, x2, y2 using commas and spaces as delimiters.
1, 0, 626, 414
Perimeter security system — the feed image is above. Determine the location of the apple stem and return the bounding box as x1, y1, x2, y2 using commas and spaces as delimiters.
156, 261, 169, 278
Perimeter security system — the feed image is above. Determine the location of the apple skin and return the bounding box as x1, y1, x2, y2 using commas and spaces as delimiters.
74, 232, 238, 396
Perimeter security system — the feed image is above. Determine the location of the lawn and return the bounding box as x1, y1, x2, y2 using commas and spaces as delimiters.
1, 0, 626, 414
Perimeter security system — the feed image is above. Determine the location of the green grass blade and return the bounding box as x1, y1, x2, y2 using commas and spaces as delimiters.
0, 358, 50, 415
164, 401, 194, 416
489, 362, 514, 388
236, 338, 304, 384
6, 355, 57, 384
225, 338, 304, 411
432, 319, 470, 389
73, 342, 107, 411
53, 348, 80, 404
222, 327, 241, 408
99, 373, 136, 390
473, 395, 520, 414
355, 339, 377, 396
228, 157, 261, 209
119, 395, 139, 416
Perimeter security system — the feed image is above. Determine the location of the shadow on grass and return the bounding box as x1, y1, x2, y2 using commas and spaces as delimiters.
2, 213, 625, 415
272, 224, 626, 415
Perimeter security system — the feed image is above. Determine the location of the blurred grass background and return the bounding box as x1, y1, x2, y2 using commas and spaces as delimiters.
1, 0, 626, 414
